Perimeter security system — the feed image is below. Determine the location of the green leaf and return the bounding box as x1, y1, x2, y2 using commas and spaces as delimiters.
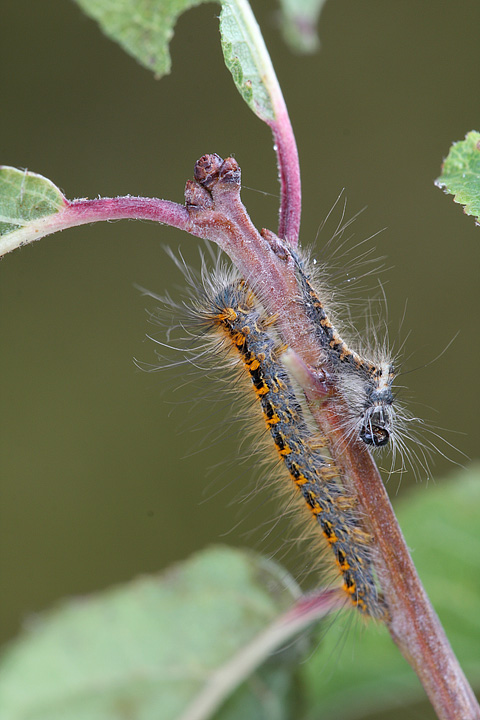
300, 465, 480, 718
219, 0, 276, 122
73, 0, 207, 77
435, 130, 480, 225
278, 0, 327, 53
0, 166, 66, 238
0, 547, 302, 720
1, 470, 479, 719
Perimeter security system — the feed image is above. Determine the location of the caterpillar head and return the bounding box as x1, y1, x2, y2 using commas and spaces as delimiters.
360, 405, 392, 447
359, 363, 395, 447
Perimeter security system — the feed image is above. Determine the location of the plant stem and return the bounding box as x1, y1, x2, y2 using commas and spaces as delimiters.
220, 0, 302, 246
267, 104, 302, 247
0, 196, 190, 256
318, 399, 480, 720
180, 589, 344, 720
67, 197, 191, 232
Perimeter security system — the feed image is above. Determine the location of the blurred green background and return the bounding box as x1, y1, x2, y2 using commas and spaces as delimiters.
1, 2, 479, 716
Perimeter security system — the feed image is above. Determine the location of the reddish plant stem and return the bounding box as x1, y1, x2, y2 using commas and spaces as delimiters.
233, 0, 301, 246
267, 106, 302, 247
0, 196, 192, 257
180, 588, 345, 720
184, 155, 480, 720
0, 195, 193, 258
316, 399, 480, 720
67, 196, 191, 230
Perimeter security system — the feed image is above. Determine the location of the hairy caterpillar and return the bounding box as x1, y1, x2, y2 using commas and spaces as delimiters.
285, 241, 444, 482
150, 262, 388, 619
188, 151, 398, 452
291, 250, 396, 448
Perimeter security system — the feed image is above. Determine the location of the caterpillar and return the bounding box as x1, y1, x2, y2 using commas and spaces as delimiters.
287, 245, 439, 483
187, 151, 397, 453
175, 266, 388, 620
290, 249, 396, 450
